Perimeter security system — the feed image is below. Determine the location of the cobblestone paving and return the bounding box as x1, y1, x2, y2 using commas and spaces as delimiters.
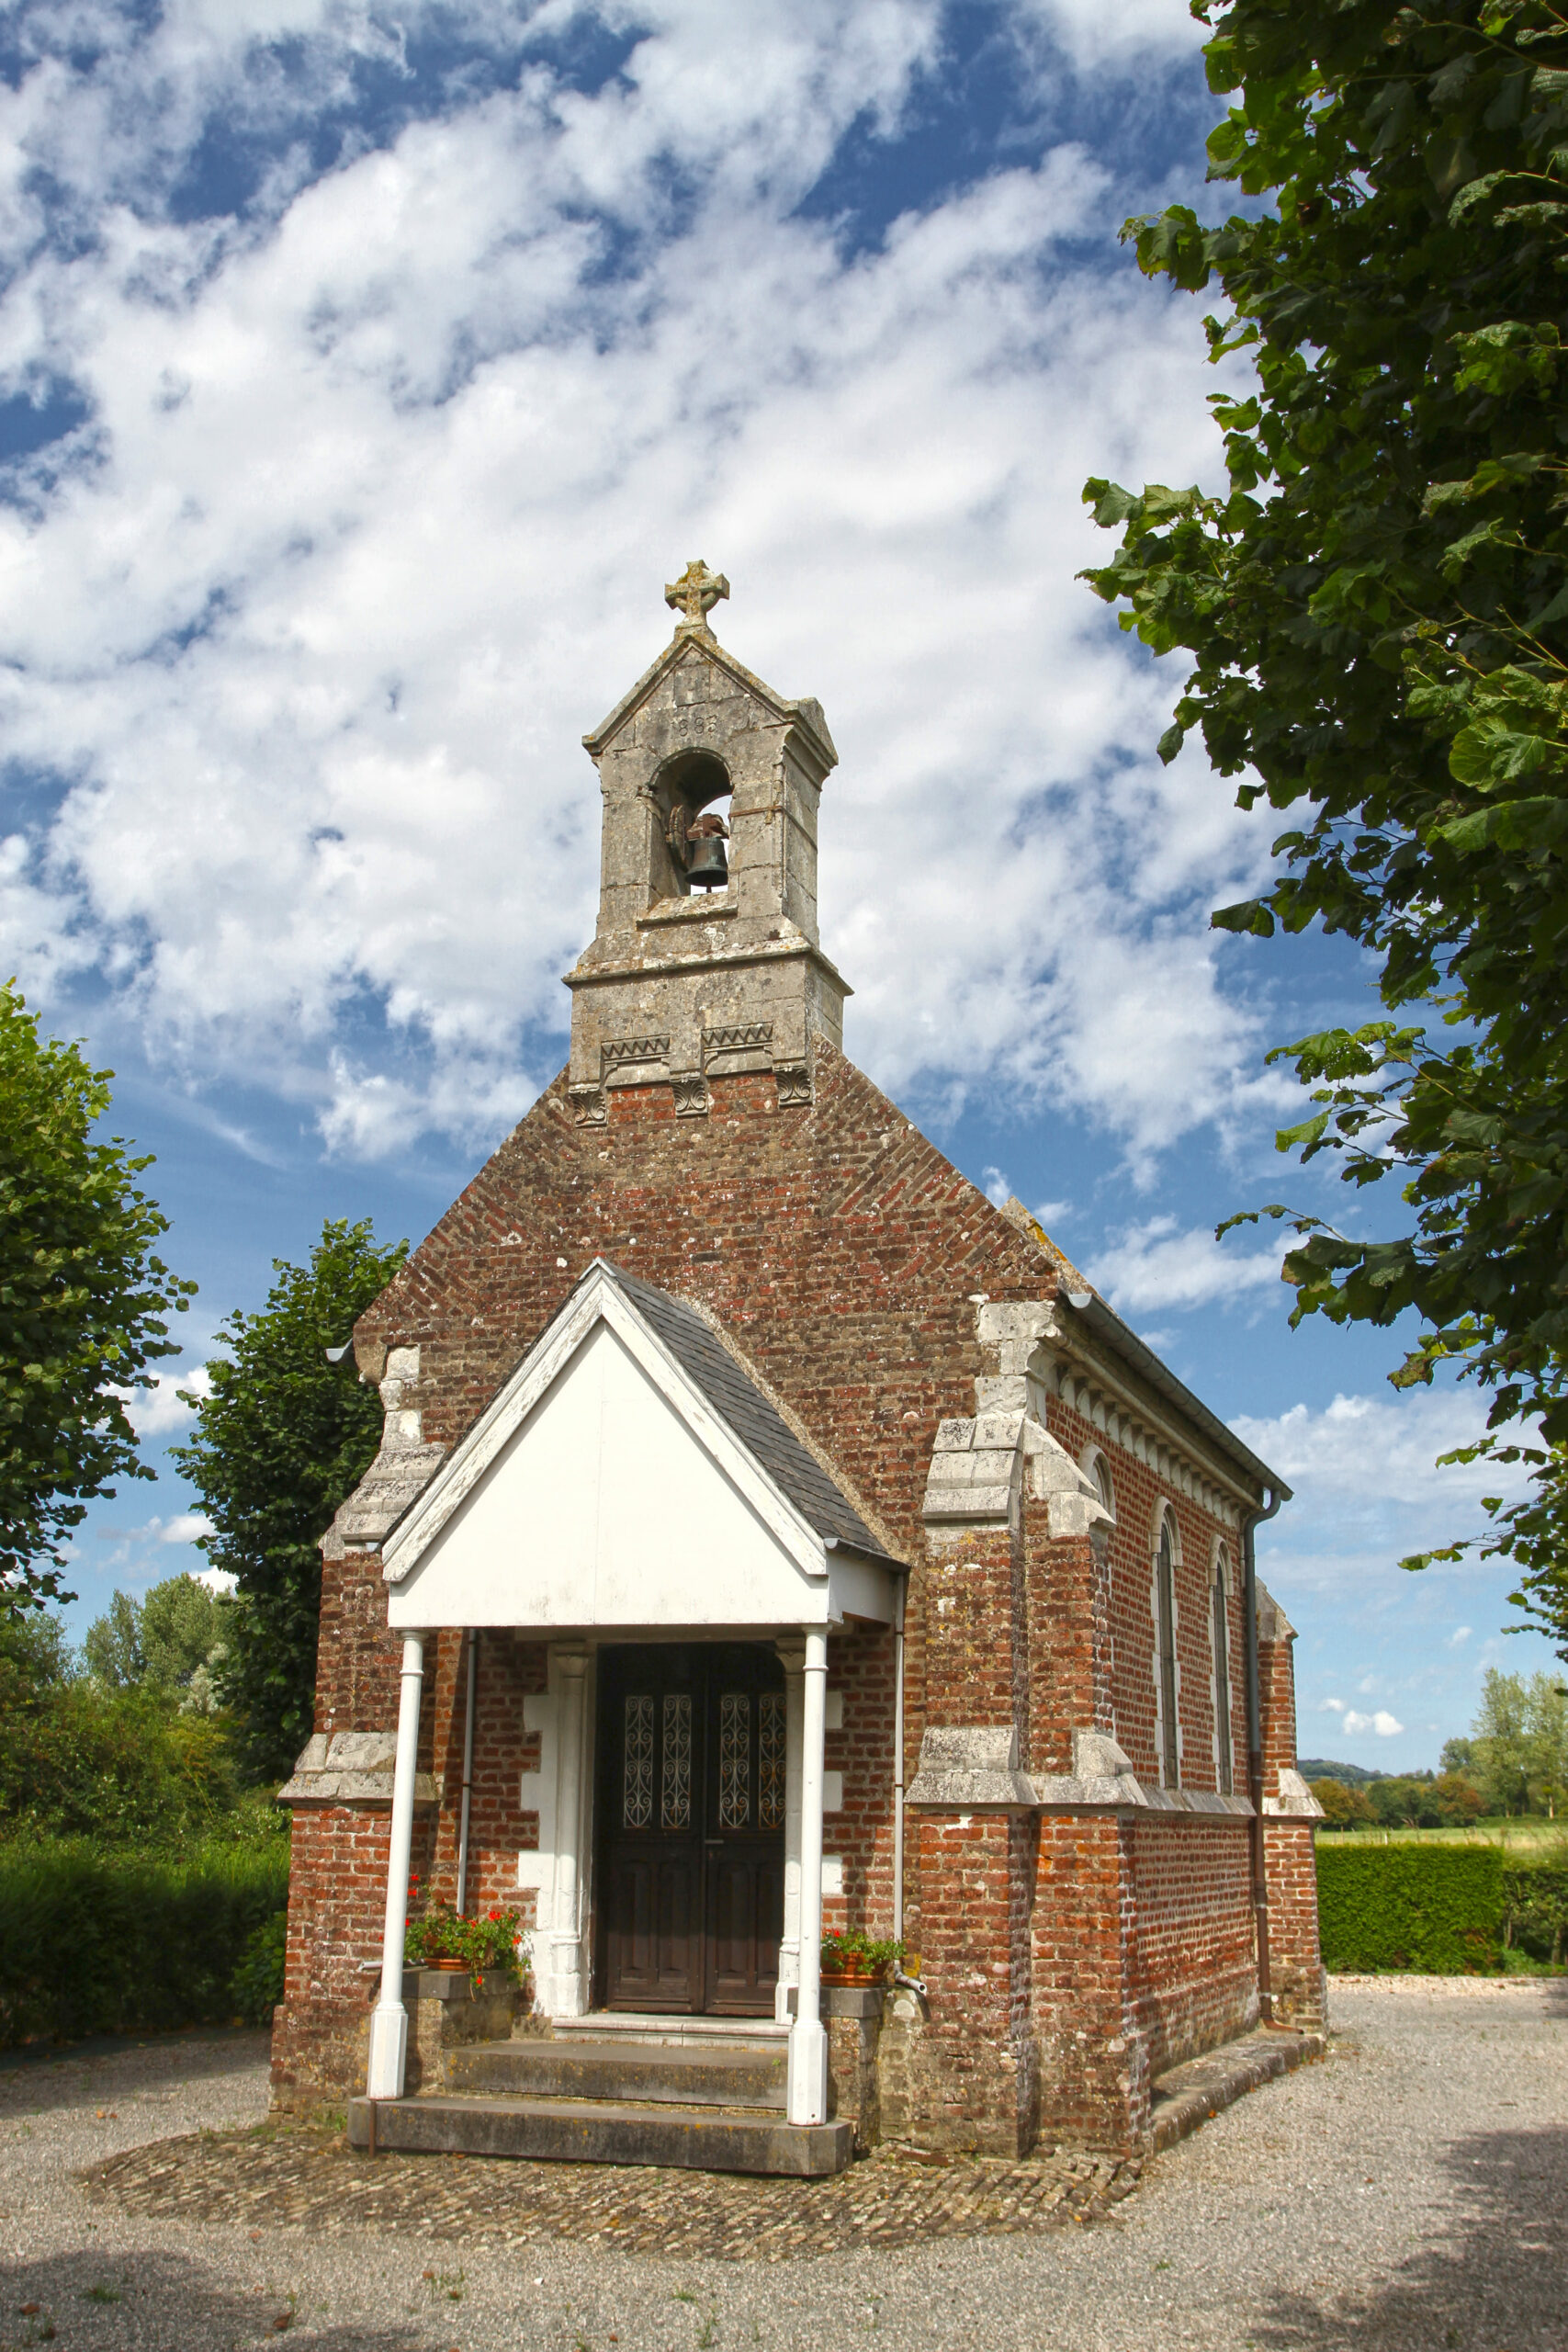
81, 2120, 1137, 2261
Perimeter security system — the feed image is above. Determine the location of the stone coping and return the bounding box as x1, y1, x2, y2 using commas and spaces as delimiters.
1148, 2024, 1326, 2153
908, 1726, 1321, 1818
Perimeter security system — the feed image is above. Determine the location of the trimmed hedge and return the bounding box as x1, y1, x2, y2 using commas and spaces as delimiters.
1316, 1843, 1505, 1973
1503, 1859, 1568, 1964
0, 1838, 289, 2047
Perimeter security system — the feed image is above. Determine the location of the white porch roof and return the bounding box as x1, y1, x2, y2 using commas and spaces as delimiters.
381, 1261, 902, 1633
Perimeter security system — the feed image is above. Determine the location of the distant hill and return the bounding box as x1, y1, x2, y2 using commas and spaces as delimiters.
1298, 1758, 1385, 1787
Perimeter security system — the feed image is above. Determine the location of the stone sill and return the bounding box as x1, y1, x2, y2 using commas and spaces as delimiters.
783, 1984, 886, 2020
637, 893, 739, 927
400, 1968, 514, 2003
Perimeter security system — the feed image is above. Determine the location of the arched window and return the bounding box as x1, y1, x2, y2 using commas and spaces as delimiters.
1212, 1546, 1235, 1797
1081, 1443, 1115, 1522
1155, 1510, 1180, 1788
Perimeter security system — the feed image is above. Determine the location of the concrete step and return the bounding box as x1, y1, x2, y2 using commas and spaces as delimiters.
446, 2036, 787, 2109
347, 2093, 852, 2177
565, 2011, 788, 2050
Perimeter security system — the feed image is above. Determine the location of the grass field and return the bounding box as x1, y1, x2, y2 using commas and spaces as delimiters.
1316, 1818, 1568, 1852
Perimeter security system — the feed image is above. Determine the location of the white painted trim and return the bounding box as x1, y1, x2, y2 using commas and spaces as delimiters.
383, 1262, 830, 1589
788, 1628, 829, 2128
367, 1631, 425, 2100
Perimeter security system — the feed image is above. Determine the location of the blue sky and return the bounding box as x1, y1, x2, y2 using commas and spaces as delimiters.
1, 0, 1554, 1769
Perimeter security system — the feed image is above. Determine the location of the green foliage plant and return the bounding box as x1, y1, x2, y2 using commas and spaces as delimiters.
1080, 0, 1568, 1651
172, 1218, 406, 1782
403, 1881, 530, 1985
0, 983, 195, 1616
0, 1835, 289, 2045
0, 1677, 242, 1845
230, 1908, 288, 2025
1316, 1842, 1505, 1970
1502, 1851, 1568, 1959
818, 1928, 907, 1974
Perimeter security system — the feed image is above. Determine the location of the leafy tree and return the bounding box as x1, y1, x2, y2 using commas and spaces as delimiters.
1368, 1771, 1443, 1828
0, 1681, 241, 1844
1081, 1, 1568, 1651
1470, 1665, 1568, 1813
0, 1606, 75, 1713
83, 1590, 146, 1688
0, 983, 195, 1616
1432, 1768, 1487, 1824
84, 1572, 231, 1708
172, 1219, 406, 1782
1310, 1774, 1377, 1826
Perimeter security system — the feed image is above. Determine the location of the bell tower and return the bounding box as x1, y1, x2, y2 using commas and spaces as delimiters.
564, 562, 852, 1122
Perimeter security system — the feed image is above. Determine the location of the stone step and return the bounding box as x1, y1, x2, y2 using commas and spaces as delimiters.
446, 2036, 787, 2109
347, 2093, 852, 2177
564, 2011, 789, 2050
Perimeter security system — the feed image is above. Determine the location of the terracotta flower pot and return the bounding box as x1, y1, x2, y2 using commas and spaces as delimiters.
423, 1955, 468, 1973
820, 1956, 883, 1986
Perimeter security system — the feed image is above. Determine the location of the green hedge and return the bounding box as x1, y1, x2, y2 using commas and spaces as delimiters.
1503, 1859, 1568, 1964
0, 1838, 289, 2047
1316, 1843, 1505, 1973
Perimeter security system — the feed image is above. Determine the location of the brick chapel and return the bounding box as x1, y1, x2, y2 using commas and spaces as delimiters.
272, 561, 1325, 2174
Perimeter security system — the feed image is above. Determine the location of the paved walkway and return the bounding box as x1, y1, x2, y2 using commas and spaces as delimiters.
1, 1976, 1563, 2348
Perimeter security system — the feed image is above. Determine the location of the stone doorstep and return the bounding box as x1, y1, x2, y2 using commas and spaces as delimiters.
1147, 2025, 1327, 2154
345, 2094, 854, 2178
446, 2036, 787, 2110
567, 2011, 790, 2047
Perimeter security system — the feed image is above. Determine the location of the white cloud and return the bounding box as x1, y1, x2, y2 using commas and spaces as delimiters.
123, 1363, 211, 1438
1021, 0, 1207, 68
1348, 1709, 1404, 1738
163, 1511, 215, 1545
1450, 1626, 1472, 1646
1088, 1215, 1287, 1315
0, 2, 1280, 1163
1317, 1697, 1404, 1737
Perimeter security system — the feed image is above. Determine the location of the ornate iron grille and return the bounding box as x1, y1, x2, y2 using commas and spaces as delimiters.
759, 1690, 786, 1829
660, 1692, 693, 1831
718, 1691, 751, 1828
623, 1694, 654, 1829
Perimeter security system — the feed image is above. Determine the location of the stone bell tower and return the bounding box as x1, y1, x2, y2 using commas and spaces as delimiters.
564, 561, 852, 1123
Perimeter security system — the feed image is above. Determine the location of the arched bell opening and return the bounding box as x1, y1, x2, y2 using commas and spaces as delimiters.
654, 749, 732, 898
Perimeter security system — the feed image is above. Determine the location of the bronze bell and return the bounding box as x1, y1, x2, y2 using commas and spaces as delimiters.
684, 811, 728, 891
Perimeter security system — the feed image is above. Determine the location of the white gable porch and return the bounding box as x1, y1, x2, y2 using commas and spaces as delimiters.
363, 1263, 904, 2135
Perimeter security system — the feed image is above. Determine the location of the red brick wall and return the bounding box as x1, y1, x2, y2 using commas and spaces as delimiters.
1123, 1818, 1258, 2075
1031, 1814, 1146, 2147
1049, 1395, 1246, 1793
275, 1047, 1318, 2135
1264, 1821, 1325, 2028
823, 1625, 897, 1939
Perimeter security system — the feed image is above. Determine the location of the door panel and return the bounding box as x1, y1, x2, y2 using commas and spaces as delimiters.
597, 1644, 784, 2015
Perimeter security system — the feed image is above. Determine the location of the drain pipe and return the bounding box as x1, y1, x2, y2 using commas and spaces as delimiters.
455, 1629, 479, 1917
1242, 1487, 1283, 2023
892, 1572, 908, 1946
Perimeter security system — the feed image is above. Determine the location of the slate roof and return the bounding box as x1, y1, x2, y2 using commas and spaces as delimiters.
604, 1263, 893, 1562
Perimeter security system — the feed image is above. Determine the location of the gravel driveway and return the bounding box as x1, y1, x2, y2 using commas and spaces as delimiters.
2, 1976, 1563, 2350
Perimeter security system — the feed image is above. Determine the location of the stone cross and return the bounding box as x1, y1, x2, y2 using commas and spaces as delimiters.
664, 559, 730, 630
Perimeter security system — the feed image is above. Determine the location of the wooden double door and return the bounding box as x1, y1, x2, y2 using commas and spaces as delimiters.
595, 1644, 785, 2016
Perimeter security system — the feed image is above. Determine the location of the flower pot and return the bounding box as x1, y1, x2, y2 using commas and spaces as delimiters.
423, 1955, 468, 1973
820, 1958, 883, 1987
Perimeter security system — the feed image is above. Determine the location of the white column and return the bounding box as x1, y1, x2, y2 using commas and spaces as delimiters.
787, 1625, 829, 2127
367, 1630, 426, 2100
774, 1640, 806, 2023
545, 1645, 590, 2018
